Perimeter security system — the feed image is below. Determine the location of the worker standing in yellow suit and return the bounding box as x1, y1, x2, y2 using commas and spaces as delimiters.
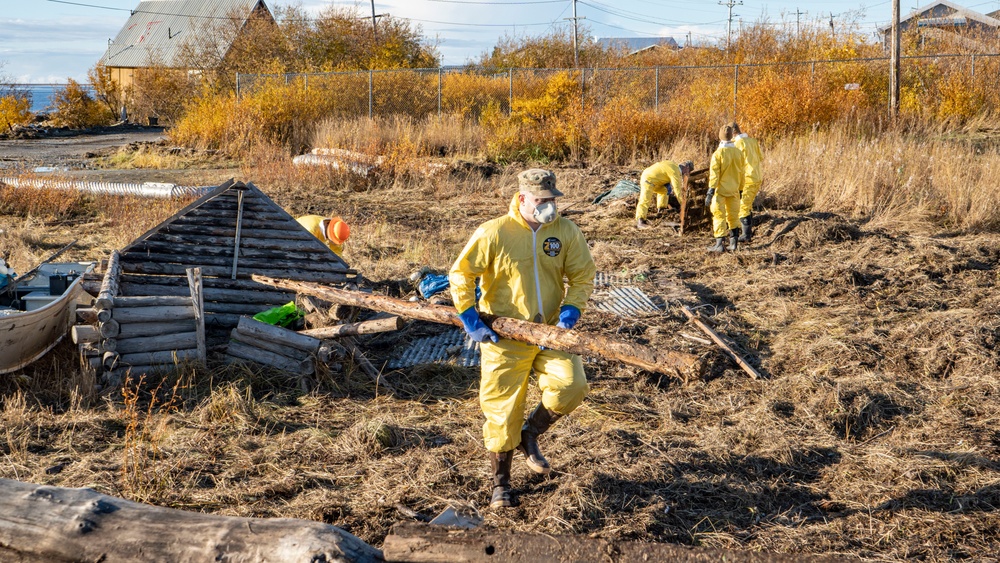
634, 159, 693, 230
296, 215, 350, 257
706, 124, 745, 253
449, 168, 596, 509
731, 122, 764, 243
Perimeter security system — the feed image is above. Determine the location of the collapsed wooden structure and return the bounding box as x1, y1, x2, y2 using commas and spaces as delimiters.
76, 179, 361, 384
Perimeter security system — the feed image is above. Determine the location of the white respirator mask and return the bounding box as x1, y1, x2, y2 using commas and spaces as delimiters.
532, 201, 558, 224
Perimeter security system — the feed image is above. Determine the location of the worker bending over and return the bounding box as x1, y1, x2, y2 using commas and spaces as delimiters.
450, 168, 596, 509
635, 159, 693, 230
705, 124, 746, 253
297, 215, 350, 257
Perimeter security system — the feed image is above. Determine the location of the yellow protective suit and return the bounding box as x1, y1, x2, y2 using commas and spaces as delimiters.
450, 195, 597, 453
734, 133, 763, 219
635, 160, 684, 220
297, 215, 344, 256
708, 141, 745, 238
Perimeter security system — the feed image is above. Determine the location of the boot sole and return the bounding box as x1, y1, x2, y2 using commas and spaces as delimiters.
517, 445, 552, 475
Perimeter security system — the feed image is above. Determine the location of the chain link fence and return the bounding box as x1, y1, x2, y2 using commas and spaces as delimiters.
236, 53, 1000, 122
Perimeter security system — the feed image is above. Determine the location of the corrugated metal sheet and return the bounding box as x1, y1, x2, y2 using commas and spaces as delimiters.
100, 0, 270, 69
591, 286, 663, 317
387, 329, 480, 369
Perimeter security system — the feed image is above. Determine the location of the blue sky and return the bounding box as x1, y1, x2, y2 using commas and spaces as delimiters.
1, 0, 998, 83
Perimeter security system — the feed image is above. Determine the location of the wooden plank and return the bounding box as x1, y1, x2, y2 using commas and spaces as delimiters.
156, 224, 316, 241
113, 296, 192, 307
187, 268, 207, 364
95, 250, 121, 310
235, 317, 321, 353
254, 276, 700, 378
124, 263, 358, 284
229, 329, 312, 362
681, 305, 760, 379
130, 240, 330, 262
226, 341, 314, 375
119, 348, 201, 367
119, 282, 293, 303
111, 306, 196, 323
144, 232, 330, 253
302, 316, 404, 339
119, 252, 352, 273
116, 320, 196, 339
113, 332, 199, 355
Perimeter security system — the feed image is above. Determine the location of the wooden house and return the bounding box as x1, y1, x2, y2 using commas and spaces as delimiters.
879, 1, 1000, 48
99, 0, 274, 89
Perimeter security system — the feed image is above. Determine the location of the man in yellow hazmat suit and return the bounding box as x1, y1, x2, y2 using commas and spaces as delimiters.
449, 168, 596, 509
634, 159, 694, 230
296, 215, 350, 257
705, 124, 745, 253
730, 122, 763, 243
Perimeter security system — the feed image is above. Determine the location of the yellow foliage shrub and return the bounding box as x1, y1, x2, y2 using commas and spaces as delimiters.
50, 79, 114, 128
0, 95, 32, 132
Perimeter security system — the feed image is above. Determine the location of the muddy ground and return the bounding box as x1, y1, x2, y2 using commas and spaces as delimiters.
2, 132, 1000, 562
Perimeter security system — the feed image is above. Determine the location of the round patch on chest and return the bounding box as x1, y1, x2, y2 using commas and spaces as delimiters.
542, 237, 562, 257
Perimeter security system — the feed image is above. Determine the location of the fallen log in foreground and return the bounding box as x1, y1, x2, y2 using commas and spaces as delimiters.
0, 478, 381, 563
253, 276, 699, 378
383, 522, 849, 563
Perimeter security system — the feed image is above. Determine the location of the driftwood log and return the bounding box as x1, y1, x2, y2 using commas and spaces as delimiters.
0, 478, 380, 563
381, 522, 846, 563
253, 276, 699, 377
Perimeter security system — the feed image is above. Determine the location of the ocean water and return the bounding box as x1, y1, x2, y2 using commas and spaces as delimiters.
9, 84, 94, 113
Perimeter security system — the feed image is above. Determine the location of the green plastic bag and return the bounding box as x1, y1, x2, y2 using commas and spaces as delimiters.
253, 301, 304, 328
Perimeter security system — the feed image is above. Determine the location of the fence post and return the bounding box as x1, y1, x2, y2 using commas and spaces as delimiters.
811, 61, 815, 78
581, 68, 587, 110
508, 69, 513, 115
235, 73, 240, 102
368, 70, 374, 119
733, 64, 739, 119
304, 74, 308, 93
438, 69, 443, 117
654, 67, 659, 112
971, 54, 976, 77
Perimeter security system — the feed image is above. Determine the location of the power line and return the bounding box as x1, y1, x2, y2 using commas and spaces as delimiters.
424, 0, 566, 3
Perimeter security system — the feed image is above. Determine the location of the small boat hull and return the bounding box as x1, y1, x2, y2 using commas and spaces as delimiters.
0, 262, 95, 374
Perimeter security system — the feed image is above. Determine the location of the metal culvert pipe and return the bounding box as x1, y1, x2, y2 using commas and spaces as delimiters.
0, 176, 215, 199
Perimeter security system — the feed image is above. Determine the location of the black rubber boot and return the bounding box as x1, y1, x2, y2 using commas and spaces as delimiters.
517, 403, 562, 475
707, 238, 726, 253
727, 229, 739, 251
738, 214, 752, 243
490, 451, 514, 508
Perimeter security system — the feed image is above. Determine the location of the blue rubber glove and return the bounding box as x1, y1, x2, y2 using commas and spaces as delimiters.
556, 305, 581, 330
704, 188, 715, 208
458, 307, 498, 343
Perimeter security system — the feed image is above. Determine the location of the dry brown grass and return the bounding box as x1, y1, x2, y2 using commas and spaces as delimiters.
2, 128, 1000, 560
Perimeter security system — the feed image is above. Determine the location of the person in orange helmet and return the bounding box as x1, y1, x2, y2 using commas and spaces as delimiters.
296, 215, 350, 257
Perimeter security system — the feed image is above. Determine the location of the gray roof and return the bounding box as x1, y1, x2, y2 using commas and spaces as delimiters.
878, 1, 1000, 32
100, 0, 272, 69
597, 37, 679, 53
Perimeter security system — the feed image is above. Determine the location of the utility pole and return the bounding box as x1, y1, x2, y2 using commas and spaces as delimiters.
719, 0, 743, 50
795, 8, 804, 38
890, 0, 900, 118
829, 12, 835, 40
686, 31, 692, 47
371, 0, 378, 39
564, 0, 585, 67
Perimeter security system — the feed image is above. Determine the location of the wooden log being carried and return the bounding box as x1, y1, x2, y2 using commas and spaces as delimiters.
253, 276, 700, 378
0, 478, 380, 562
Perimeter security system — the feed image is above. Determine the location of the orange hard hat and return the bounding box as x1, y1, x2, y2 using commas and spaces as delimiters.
326, 217, 350, 245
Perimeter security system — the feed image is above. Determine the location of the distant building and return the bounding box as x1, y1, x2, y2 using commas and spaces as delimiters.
99, 0, 274, 88
878, 1, 1000, 47
597, 37, 680, 56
